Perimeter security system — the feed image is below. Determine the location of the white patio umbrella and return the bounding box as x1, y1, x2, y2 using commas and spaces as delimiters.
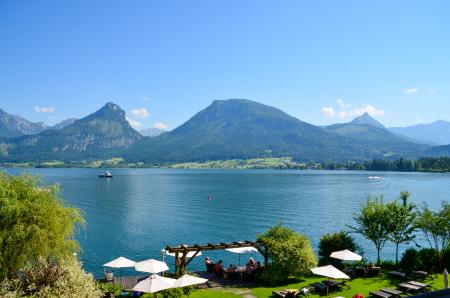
310, 265, 350, 279
135, 259, 169, 274
225, 247, 258, 266
103, 256, 136, 268
330, 249, 362, 261
175, 274, 208, 287
311, 265, 350, 296
103, 256, 136, 276
444, 268, 448, 289
132, 274, 176, 297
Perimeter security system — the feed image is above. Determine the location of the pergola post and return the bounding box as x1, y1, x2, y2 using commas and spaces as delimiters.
175, 252, 179, 276
181, 251, 187, 276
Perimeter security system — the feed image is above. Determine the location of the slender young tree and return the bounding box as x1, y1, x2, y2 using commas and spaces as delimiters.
416, 202, 450, 266
386, 200, 416, 265
349, 197, 390, 265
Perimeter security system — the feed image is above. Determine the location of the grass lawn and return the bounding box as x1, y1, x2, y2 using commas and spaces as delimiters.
189, 273, 445, 298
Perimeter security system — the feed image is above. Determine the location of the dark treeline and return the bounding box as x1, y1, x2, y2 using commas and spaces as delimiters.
321, 156, 450, 173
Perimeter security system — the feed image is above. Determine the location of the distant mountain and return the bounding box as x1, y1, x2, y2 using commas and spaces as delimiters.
423, 144, 450, 157
0, 103, 142, 161
350, 112, 385, 128
0, 99, 434, 163
51, 118, 77, 130
325, 114, 420, 152
0, 109, 47, 137
389, 120, 450, 145
139, 127, 167, 137
126, 99, 427, 163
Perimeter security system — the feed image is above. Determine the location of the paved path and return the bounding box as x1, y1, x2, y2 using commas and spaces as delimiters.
222, 287, 257, 298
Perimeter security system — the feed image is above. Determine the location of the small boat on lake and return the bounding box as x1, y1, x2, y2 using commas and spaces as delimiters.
99, 171, 113, 178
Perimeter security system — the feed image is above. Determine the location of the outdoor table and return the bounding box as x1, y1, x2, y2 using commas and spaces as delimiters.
411, 270, 428, 277
398, 282, 422, 291
407, 281, 427, 288
323, 279, 338, 286
369, 290, 393, 298
381, 288, 403, 296
388, 271, 406, 278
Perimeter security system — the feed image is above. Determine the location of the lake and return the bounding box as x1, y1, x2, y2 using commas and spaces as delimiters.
5, 168, 449, 277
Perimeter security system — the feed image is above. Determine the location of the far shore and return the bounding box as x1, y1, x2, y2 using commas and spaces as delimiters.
2, 156, 450, 173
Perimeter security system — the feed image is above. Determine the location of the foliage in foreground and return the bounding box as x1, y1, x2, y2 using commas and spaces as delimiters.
0, 257, 102, 298
0, 172, 84, 279
257, 224, 317, 282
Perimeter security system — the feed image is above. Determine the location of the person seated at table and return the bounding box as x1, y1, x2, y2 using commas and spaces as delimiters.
227, 263, 238, 272
205, 257, 215, 273
253, 261, 263, 273
215, 260, 224, 278
247, 257, 256, 268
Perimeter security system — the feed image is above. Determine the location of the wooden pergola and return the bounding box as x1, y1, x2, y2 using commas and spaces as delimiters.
165, 240, 268, 276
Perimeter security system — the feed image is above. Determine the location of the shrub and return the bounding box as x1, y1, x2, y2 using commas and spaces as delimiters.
98, 282, 122, 297
0, 256, 102, 298
417, 248, 439, 272
400, 248, 419, 270
257, 224, 317, 282
318, 231, 360, 267
160, 287, 183, 298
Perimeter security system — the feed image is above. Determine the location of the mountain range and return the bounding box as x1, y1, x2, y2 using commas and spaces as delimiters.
389, 120, 450, 145
1, 99, 450, 164
0, 109, 77, 138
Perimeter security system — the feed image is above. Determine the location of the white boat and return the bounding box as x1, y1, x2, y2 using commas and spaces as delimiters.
99, 171, 113, 178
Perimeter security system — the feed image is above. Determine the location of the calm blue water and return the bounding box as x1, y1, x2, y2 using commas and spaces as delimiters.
4, 168, 450, 277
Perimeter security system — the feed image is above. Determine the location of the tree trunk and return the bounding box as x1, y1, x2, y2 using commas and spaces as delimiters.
395, 243, 399, 265
377, 248, 381, 266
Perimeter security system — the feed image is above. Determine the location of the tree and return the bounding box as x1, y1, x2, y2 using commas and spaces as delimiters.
318, 231, 360, 267
0, 173, 84, 278
257, 224, 317, 282
386, 200, 416, 265
349, 197, 390, 265
399, 191, 411, 208
415, 202, 450, 265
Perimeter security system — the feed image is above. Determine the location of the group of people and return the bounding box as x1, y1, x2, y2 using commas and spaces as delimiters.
205, 257, 263, 281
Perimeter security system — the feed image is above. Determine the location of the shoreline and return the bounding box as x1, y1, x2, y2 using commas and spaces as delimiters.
2, 156, 450, 173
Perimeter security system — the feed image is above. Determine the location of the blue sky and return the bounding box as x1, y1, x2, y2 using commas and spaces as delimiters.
1, 1, 449, 130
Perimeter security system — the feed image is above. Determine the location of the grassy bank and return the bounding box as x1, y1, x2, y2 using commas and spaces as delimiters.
188, 273, 445, 298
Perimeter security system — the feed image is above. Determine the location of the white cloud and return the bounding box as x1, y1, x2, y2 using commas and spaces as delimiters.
151, 122, 168, 130
321, 107, 336, 117
131, 108, 149, 118
336, 98, 351, 109
403, 88, 419, 94
353, 104, 385, 117
126, 116, 143, 128
140, 96, 150, 101
34, 106, 55, 113
321, 99, 384, 119
429, 88, 437, 94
